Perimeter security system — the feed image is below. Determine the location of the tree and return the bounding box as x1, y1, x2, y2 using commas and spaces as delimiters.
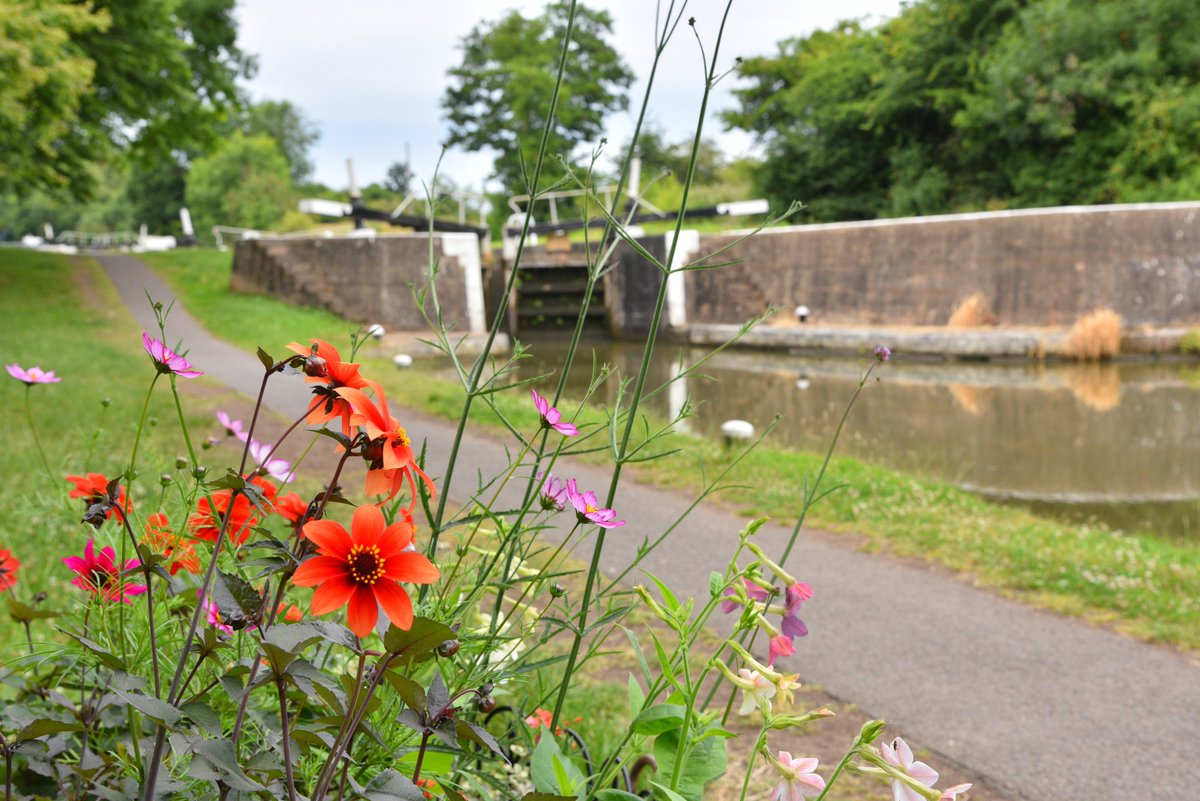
384, 161, 414, 196
442, 0, 633, 193
185, 134, 293, 240
0, 0, 254, 199
241, 100, 320, 183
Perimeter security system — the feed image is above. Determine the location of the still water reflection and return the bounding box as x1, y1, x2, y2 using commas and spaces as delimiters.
516, 338, 1200, 540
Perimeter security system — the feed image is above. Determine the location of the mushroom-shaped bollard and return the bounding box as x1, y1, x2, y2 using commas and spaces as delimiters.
392, 354, 414, 368
795, 377, 811, 391
366, 324, 386, 339
794, 305, 810, 323
720, 419, 755, 448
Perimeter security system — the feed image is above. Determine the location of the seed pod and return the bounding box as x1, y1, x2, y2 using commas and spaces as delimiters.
437, 639, 461, 658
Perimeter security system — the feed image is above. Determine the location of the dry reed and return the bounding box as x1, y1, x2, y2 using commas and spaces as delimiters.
1062, 308, 1122, 361
948, 292, 988, 328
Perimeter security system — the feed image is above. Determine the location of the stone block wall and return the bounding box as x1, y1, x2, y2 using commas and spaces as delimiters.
683, 202, 1200, 327
231, 234, 485, 332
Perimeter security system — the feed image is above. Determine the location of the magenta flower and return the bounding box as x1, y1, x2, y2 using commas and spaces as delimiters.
770, 751, 826, 801
781, 581, 812, 638
531, 389, 578, 436
216, 410, 245, 439
566, 479, 625, 528
767, 634, 795, 667
880, 737, 939, 801
720, 577, 771, 613
874, 345, 892, 362
63, 539, 147, 604
247, 438, 294, 483
6, 363, 61, 385
539, 472, 569, 511
204, 596, 234, 636
142, 332, 202, 378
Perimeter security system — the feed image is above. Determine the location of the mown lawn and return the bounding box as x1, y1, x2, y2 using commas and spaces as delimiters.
130, 248, 1200, 650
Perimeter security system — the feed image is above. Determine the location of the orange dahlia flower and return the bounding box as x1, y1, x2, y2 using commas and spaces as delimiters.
286, 339, 369, 437
188, 477, 278, 546
292, 504, 439, 637
335, 380, 435, 508
141, 513, 200, 575
65, 473, 130, 520
0, 547, 19, 592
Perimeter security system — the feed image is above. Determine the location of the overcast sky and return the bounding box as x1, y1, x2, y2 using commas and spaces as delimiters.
235, 0, 902, 193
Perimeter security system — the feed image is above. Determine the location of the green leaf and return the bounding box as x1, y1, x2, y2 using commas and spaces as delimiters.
59, 628, 126, 670
260, 620, 354, 670
708, 572, 724, 598
596, 792, 645, 801
519, 795, 576, 801
383, 616, 454, 663
631, 704, 686, 736
383, 672, 426, 711
456, 720, 509, 763
363, 768, 425, 801
211, 570, 263, 630
113, 689, 181, 728
648, 631, 683, 693
7, 597, 57, 623
531, 734, 584, 795
255, 346, 275, 371
651, 782, 691, 801
652, 729, 726, 801
628, 673, 646, 718
15, 718, 82, 742
621, 626, 653, 685
180, 702, 223, 737
642, 570, 680, 612
189, 738, 263, 791
551, 752, 581, 796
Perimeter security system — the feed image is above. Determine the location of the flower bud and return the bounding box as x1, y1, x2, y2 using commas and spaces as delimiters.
549, 582, 566, 598
304, 355, 329, 378
437, 639, 460, 658
159, 473, 172, 487
175, 456, 188, 470
192, 465, 208, 479
148, 416, 159, 427
100, 397, 112, 408
476, 694, 497, 713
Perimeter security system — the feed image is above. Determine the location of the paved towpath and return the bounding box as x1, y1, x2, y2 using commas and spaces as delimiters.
96, 255, 1199, 801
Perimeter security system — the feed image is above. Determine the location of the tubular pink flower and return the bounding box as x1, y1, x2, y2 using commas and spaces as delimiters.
531, 389, 578, 436
142, 332, 202, 378
782, 581, 812, 638
767, 634, 796, 667
6, 363, 61, 385
538, 472, 568, 511
881, 737, 939, 801
720, 577, 772, 613
63, 538, 147, 603
770, 751, 826, 801
565, 479, 625, 529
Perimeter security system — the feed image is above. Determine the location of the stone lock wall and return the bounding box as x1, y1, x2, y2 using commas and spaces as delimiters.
231, 233, 486, 332
681, 202, 1200, 328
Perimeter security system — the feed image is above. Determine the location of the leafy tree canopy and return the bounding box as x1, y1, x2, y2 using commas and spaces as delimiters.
238, 99, 320, 183
724, 0, 1200, 221
442, 0, 634, 194
185, 133, 293, 241
0, 0, 254, 199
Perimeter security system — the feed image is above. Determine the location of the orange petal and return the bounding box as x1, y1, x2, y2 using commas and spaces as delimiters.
310, 575, 356, 615
346, 585, 379, 638
292, 555, 349, 587
385, 551, 441, 585
303, 520, 351, 559
378, 520, 414, 555
372, 580, 414, 631
351, 504, 386, 547
334, 386, 385, 436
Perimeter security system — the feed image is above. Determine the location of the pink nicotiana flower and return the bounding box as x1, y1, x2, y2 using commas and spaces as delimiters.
736, 668, 776, 716
940, 785, 972, 801
881, 737, 939, 801
247, 438, 294, 484
63, 539, 147, 603
531, 389, 578, 436
720, 577, 772, 613
216, 410, 245, 439
565, 479, 625, 529
539, 472, 568, 512
767, 634, 796, 667
770, 751, 826, 801
781, 581, 813, 638
142, 332, 202, 378
6, 363, 61, 385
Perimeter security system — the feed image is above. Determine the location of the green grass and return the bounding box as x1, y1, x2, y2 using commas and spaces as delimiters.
136, 249, 1200, 649
0, 250, 249, 647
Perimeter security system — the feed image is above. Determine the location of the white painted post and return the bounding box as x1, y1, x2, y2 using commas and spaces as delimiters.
665, 229, 699, 328
442, 232, 487, 333
179, 207, 195, 237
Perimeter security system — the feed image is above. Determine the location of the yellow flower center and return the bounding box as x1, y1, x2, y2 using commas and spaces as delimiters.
347, 544, 385, 585
390, 425, 411, 449
585, 504, 597, 514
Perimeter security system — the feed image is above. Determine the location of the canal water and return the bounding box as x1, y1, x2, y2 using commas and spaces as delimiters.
517, 338, 1200, 541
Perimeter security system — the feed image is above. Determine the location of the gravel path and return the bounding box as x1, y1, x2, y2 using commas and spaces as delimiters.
97, 254, 1200, 801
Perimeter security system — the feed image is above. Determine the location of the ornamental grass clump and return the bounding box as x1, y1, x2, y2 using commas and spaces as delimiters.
1, 5, 968, 801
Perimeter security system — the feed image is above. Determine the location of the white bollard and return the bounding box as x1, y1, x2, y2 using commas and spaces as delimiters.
720, 419, 755, 447
392, 354, 413, 368
366, 324, 385, 339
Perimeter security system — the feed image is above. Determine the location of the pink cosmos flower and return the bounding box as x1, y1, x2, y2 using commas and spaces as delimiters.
940, 785, 971, 800
539, 472, 568, 512
881, 737, 939, 801
720, 577, 772, 613
203, 596, 234, 636
767, 634, 796, 667
874, 345, 892, 362
565, 479, 625, 529
63, 539, 147, 603
531, 389, 578, 436
781, 581, 813, 638
770, 751, 826, 801
142, 332, 202, 378
247, 438, 294, 483
6, 363, 61, 385
216, 410, 245, 439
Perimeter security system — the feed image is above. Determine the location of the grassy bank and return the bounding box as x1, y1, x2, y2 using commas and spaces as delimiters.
136, 249, 1200, 649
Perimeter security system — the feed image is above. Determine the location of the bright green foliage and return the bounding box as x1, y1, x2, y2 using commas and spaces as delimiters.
726, 0, 1200, 220
185, 133, 295, 239
442, 0, 633, 193
239, 99, 321, 183
0, 0, 253, 199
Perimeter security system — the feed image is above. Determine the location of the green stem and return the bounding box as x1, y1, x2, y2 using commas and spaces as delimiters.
737, 732, 769, 801
277, 680, 297, 801
23, 386, 53, 480
813, 743, 863, 801
126, 374, 160, 481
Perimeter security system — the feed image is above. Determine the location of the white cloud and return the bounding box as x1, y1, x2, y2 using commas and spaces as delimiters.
235, 0, 900, 192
